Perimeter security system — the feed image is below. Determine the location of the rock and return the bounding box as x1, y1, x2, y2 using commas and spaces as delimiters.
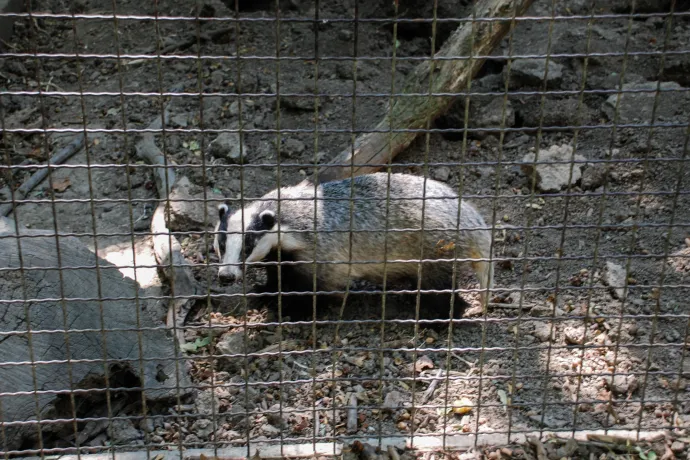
520, 144, 586, 193
602, 81, 689, 124
432, 166, 451, 182
210, 131, 246, 163
603, 261, 627, 300
670, 441, 685, 454
532, 322, 553, 342
283, 138, 305, 157
335, 62, 375, 81
437, 97, 514, 140
261, 423, 281, 437
519, 98, 594, 128
0, 0, 23, 43
211, 70, 224, 86
564, 326, 586, 345
194, 389, 222, 417
216, 330, 250, 356
508, 58, 564, 88
580, 164, 608, 191
191, 418, 213, 438
107, 419, 143, 445
338, 29, 353, 41
414, 355, 434, 373
606, 374, 638, 395
170, 113, 190, 128
167, 177, 225, 231
383, 390, 405, 413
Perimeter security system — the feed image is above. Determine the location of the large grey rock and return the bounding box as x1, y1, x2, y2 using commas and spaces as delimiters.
521, 144, 586, 193
0, 218, 188, 451
210, 131, 247, 163
0, 0, 23, 43
508, 58, 564, 88
602, 81, 689, 124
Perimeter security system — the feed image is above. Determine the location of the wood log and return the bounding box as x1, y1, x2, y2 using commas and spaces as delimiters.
317, 0, 534, 183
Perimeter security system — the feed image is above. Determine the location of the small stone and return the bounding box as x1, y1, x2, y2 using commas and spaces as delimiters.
432, 166, 451, 182
261, 423, 281, 436
580, 164, 608, 191
107, 419, 143, 444
564, 326, 586, 345
283, 138, 305, 157
191, 418, 213, 438
606, 374, 638, 395
603, 261, 627, 300
508, 58, 564, 88
211, 70, 224, 86
170, 113, 189, 128
521, 144, 586, 193
210, 131, 246, 163
338, 29, 353, 41
532, 322, 553, 342
383, 390, 405, 413
670, 441, 685, 454
414, 355, 434, 373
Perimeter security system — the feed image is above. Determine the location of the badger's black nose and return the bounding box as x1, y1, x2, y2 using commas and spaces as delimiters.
218, 272, 236, 284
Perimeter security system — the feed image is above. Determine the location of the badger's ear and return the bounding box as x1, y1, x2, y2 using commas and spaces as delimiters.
259, 209, 276, 229
218, 203, 229, 220
218, 204, 229, 231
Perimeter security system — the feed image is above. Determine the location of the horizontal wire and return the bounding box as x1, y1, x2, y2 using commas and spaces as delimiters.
0, 311, 687, 338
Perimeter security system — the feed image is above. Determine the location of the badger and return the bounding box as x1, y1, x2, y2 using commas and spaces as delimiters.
213, 173, 493, 320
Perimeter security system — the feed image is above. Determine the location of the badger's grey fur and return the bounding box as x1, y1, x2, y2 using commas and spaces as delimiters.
214, 173, 493, 318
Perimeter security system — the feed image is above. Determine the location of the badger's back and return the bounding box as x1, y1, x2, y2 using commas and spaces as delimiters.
271, 173, 489, 290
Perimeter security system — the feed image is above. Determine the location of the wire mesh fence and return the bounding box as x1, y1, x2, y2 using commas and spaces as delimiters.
1, 0, 689, 458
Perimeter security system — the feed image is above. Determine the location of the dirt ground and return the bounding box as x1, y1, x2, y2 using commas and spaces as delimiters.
1, 0, 689, 456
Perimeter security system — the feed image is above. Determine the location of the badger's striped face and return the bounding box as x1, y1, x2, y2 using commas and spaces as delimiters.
215, 203, 279, 282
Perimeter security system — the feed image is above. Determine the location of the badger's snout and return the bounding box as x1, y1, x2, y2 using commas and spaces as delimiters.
218, 265, 242, 283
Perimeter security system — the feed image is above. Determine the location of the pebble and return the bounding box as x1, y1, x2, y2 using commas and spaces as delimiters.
564, 326, 586, 345
432, 166, 451, 182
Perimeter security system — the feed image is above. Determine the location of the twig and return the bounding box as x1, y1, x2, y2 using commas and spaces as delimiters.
421, 368, 443, 404
0, 133, 90, 217
346, 394, 358, 434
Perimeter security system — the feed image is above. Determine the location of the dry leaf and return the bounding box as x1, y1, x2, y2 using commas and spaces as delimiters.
52, 177, 71, 193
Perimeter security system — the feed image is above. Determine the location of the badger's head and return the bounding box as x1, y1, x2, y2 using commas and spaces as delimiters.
214, 202, 280, 282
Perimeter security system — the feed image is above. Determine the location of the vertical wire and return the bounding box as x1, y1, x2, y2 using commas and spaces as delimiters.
24, 2, 66, 454
547, 0, 599, 437
151, 1, 185, 454
0, 67, 10, 460
192, 2, 219, 455
272, 1, 285, 456
628, 0, 679, 438
518, 0, 558, 439
571, 0, 637, 435
374, 0, 399, 450
409, 0, 439, 449
536, 0, 599, 435
442, 4, 479, 446
70, 12, 116, 458
309, 0, 322, 453
231, 0, 252, 455
490, 0, 522, 443
664, 120, 690, 433
109, 1, 151, 456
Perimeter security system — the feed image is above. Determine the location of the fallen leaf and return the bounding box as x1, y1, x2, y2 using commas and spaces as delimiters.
52, 178, 71, 193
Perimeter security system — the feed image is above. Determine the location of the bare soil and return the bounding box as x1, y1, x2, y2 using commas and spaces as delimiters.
0, 0, 688, 456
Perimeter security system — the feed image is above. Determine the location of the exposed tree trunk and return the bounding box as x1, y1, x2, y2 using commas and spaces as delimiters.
317, 0, 534, 184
